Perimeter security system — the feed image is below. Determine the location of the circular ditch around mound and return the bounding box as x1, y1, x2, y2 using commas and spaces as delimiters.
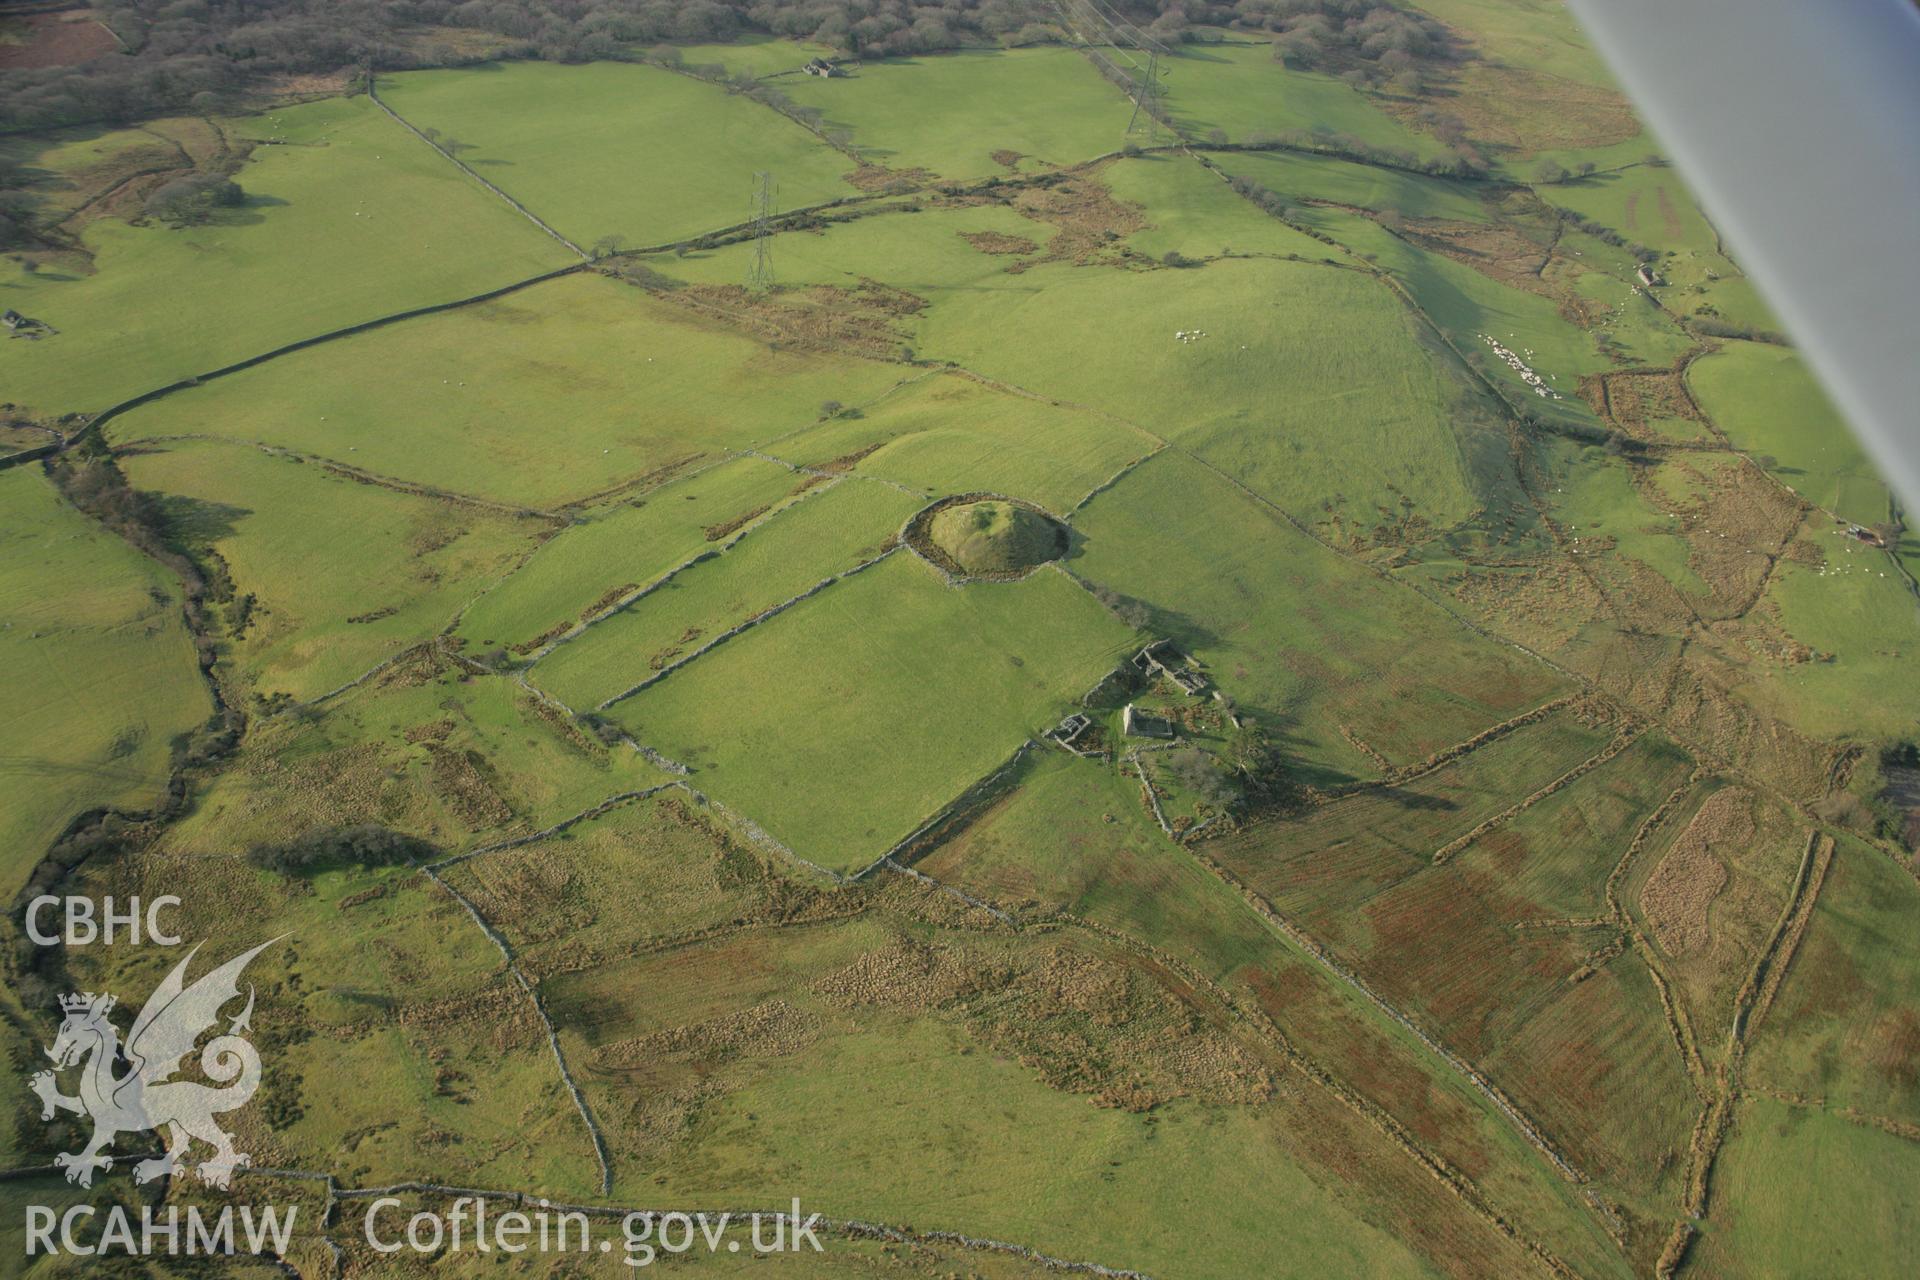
904, 494, 1069, 583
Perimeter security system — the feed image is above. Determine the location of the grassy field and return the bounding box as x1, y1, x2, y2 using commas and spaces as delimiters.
546, 911, 1541, 1279
1159, 40, 1449, 160
8, 38, 1917, 1280
764, 370, 1163, 513
58, 843, 603, 1200
1211, 708, 1615, 929
532, 477, 921, 710
1688, 340, 1892, 528
1212, 146, 1494, 222
0, 97, 573, 420
1071, 450, 1566, 778
453, 454, 803, 652
606, 551, 1135, 870
0, 469, 210, 896
119, 438, 549, 700
1687, 1095, 1919, 1278
108, 272, 911, 509
1106, 153, 1349, 264
915, 255, 1490, 529
778, 47, 1131, 180
1747, 836, 1920, 1126
377, 61, 859, 247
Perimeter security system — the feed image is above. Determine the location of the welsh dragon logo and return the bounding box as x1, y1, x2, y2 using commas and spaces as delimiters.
30, 939, 280, 1190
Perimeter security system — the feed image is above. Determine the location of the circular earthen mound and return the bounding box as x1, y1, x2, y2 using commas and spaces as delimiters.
926, 499, 1068, 577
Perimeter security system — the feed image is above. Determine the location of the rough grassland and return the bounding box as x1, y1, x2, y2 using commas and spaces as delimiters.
377, 62, 858, 246
1071, 450, 1566, 778
1746, 837, 1920, 1126
916, 255, 1485, 529
920, 751, 1636, 1280
454, 454, 801, 652
0, 469, 210, 895
607, 552, 1135, 870
779, 47, 1131, 180
0, 96, 572, 419
62, 849, 600, 1199
549, 917, 1530, 1279
109, 272, 909, 509
766, 370, 1162, 514
160, 667, 666, 858
119, 439, 547, 700
533, 478, 921, 711
1688, 340, 1891, 528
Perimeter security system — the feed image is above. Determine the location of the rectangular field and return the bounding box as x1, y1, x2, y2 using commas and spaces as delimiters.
532, 477, 922, 710
377, 61, 859, 246
453, 454, 803, 653
604, 551, 1136, 871
108, 272, 910, 509
1, 97, 573, 419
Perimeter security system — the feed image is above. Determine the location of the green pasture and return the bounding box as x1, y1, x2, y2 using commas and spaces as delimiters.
1106, 153, 1345, 263
377, 61, 857, 246
666, 36, 821, 80
1688, 1096, 1919, 1278
532, 477, 921, 710
1747, 836, 1920, 1126
119, 439, 546, 701
0, 117, 184, 219
606, 551, 1134, 871
766, 370, 1162, 513
1538, 163, 1721, 258
1070, 450, 1566, 778
914, 255, 1489, 529
1541, 437, 1709, 602
1161, 40, 1448, 160
778, 47, 1131, 180
109, 272, 910, 509
1212, 146, 1493, 222
651, 201, 1058, 292
0, 469, 210, 896
455, 454, 801, 652
1742, 530, 1920, 742
644, 1016, 1440, 1279
0, 96, 572, 420
1688, 341, 1891, 528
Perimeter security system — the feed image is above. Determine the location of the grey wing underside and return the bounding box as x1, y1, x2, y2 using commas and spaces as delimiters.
1566, 0, 1920, 515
